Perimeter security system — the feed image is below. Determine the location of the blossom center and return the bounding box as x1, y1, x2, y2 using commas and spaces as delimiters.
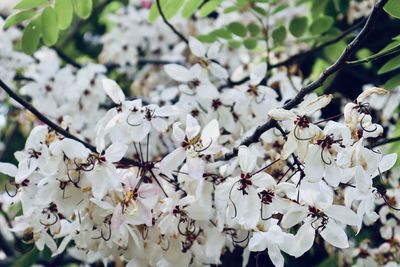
238, 173, 252, 195
258, 190, 275, 204
294, 115, 310, 128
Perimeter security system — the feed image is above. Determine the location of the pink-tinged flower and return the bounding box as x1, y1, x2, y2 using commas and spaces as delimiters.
140, 0, 152, 9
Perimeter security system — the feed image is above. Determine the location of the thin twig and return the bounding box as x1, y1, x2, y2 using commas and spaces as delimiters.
346, 44, 400, 65
155, 0, 188, 44
221, 0, 388, 161
0, 79, 141, 167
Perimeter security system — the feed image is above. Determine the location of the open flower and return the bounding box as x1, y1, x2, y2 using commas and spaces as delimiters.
188, 37, 228, 80
160, 115, 220, 180
249, 219, 293, 267
344, 87, 388, 139
281, 189, 359, 256
304, 121, 351, 186
268, 94, 332, 160
225, 146, 277, 229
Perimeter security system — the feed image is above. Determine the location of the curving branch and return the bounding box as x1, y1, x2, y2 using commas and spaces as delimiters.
221, 0, 389, 161
0, 79, 141, 167
218, 18, 366, 90
155, 0, 189, 44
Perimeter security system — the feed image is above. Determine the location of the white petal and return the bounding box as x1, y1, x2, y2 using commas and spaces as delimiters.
0, 162, 18, 177
281, 204, 308, 228
252, 172, 275, 188
105, 142, 128, 163
159, 148, 186, 178
248, 232, 268, 252
61, 138, 90, 159
102, 78, 125, 104
207, 42, 220, 59
187, 156, 205, 180
172, 122, 185, 142
378, 153, 397, 174
189, 36, 206, 57
268, 245, 284, 267
201, 119, 219, 143
210, 62, 229, 79
282, 223, 315, 257
238, 146, 256, 173
268, 109, 295, 121
325, 204, 359, 226
357, 87, 388, 103
53, 235, 72, 256
320, 220, 349, 248
164, 64, 192, 82
303, 94, 333, 115
151, 118, 168, 132
186, 115, 201, 139
156, 105, 180, 117
250, 63, 267, 85
281, 132, 296, 160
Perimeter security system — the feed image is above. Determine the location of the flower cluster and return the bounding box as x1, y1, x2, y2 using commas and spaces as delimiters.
0, 1, 399, 266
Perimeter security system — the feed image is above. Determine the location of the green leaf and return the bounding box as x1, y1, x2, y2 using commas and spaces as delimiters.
14, 0, 47, 10
148, 1, 161, 22
272, 25, 287, 45
228, 40, 241, 49
41, 7, 59, 46
311, 0, 329, 18
199, 0, 222, 17
384, 0, 400, 19
252, 5, 267, 16
12, 247, 40, 267
384, 75, 400, 90
356, 48, 373, 68
3, 10, 36, 30
196, 34, 217, 43
148, 0, 170, 23
227, 22, 247, 37
21, 18, 41, 54
243, 38, 258, 50
55, 0, 73, 30
247, 23, 261, 36
378, 54, 400, 74
323, 41, 346, 62
289, 16, 308, 37
272, 3, 289, 14
333, 0, 349, 13
211, 28, 232, 39
164, 0, 184, 20
310, 16, 334, 35
73, 0, 93, 19
181, 0, 203, 18
223, 6, 238, 14
311, 58, 330, 81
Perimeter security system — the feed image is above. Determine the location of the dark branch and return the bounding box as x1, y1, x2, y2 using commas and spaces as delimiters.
0, 78, 141, 167
221, 0, 389, 161
369, 136, 400, 148
52, 47, 82, 68
155, 0, 188, 44
218, 19, 366, 90
0, 232, 14, 257
269, 18, 366, 69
